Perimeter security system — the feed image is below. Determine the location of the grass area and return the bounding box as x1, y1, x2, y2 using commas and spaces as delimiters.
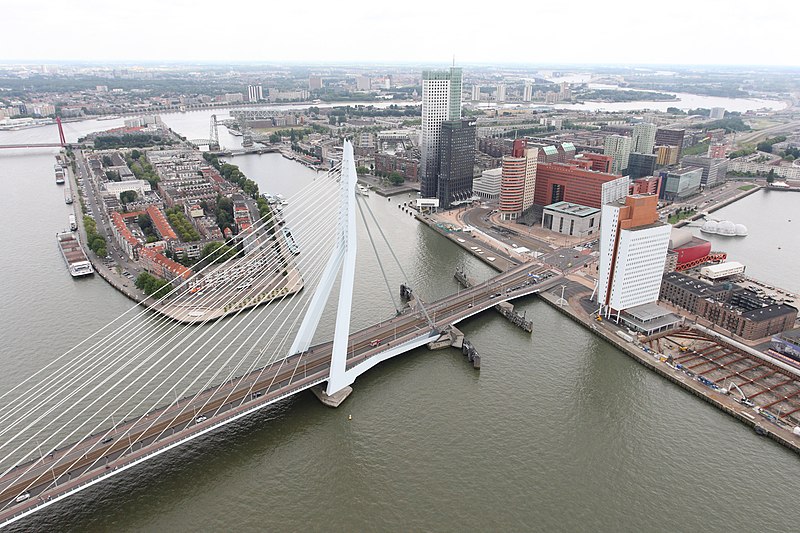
750, 119, 782, 130
668, 209, 697, 224
682, 141, 710, 157
738, 184, 757, 191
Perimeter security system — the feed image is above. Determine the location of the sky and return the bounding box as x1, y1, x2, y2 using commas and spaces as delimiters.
2, 0, 797, 67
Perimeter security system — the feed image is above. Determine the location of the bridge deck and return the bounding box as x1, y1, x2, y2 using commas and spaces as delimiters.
0, 262, 559, 525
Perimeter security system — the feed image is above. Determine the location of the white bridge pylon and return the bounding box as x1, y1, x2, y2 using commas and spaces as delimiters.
289, 140, 438, 395
287, 140, 360, 395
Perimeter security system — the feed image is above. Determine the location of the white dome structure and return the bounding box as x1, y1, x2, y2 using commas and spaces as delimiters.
717, 220, 737, 236
700, 220, 719, 234
735, 223, 748, 236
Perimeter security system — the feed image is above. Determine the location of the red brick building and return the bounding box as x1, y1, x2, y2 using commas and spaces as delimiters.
533, 162, 621, 209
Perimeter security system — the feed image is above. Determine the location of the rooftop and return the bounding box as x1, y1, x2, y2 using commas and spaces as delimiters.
543, 201, 600, 218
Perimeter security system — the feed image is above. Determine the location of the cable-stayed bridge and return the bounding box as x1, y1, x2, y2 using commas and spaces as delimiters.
0, 141, 560, 527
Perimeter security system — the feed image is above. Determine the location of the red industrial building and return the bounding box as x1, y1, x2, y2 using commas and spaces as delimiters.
667, 228, 727, 271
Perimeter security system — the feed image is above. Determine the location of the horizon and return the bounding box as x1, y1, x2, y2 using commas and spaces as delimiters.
2, 0, 797, 67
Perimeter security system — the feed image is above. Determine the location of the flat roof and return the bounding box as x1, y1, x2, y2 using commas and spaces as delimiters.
742, 303, 797, 321
702, 261, 745, 273
621, 303, 682, 331
624, 302, 673, 322
663, 271, 729, 297
543, 201, 600, 217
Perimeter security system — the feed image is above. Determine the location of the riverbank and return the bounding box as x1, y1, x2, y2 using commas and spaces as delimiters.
674, 183, 763, 228
536, 279, 800, 456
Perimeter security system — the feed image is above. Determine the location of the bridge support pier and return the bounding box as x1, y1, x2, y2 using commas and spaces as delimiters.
311, 385, 353, 408
427, 325, 464, 350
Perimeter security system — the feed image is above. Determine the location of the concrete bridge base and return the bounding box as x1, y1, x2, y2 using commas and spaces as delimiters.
311, 385, 353, 408
427, 325, 464, 350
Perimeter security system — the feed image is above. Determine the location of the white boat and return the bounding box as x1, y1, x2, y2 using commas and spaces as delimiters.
357, 185, 370, 197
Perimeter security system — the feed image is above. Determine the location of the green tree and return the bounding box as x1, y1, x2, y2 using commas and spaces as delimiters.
102, 155, 113, 167
387, 171, 404, 185
120, 190, 137, 204
201, 242, 238, 264
130, 149, 141, 160
766, 168, 776, 184
356, 166, 369, 175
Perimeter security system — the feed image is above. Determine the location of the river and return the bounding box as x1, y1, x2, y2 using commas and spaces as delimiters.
1, 114, 799, 532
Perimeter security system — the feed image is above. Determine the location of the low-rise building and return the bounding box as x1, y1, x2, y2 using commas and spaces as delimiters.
659, 271, 797, 340
374, 152, 419, 181
109, 211, 142, 260
541, 201, 600, 237
138, 247, 193, 287
473, 168, 502, 200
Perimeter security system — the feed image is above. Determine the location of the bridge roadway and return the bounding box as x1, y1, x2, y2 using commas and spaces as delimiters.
0, 262, 559, 525
0, 144, 64, 149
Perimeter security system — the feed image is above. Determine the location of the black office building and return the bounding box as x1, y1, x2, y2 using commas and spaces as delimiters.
627, 152, 657, 179
437, 119, 476, 209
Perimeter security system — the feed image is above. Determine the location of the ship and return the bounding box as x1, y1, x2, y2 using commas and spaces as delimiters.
57, 231, 94, 277
55, 164, 65, 185
64, 182, 73, 204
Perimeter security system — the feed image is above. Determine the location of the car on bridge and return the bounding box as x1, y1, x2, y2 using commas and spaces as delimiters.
369, 339, 382, 347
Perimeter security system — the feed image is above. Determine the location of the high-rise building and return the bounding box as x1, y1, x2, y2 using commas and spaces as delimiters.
655, 145, 680, 166
356, 75, 371, 91
710, 107, 725, 119
559, 82, 571, 100
523, 83, 533, 102
682, 156, 729, 188
496, 84, 506, 102
499, 139, 528, 220
627, 152, 657, 180
597, 195, 671, 319
471, 85, 481, 101
437, 119, 476, 209
632, 122, 657, 155
309, 75, 323, 90
247, 84, 263, 102
655, 128, 685, 150
420, 67, 463, 200
603, 135, 632, 174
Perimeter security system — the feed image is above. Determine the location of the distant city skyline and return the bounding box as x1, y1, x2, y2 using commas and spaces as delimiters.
2, 0, 798, 67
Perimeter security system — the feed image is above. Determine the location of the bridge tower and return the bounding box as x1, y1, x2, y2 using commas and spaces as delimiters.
209, 114, 220, 150
289, 141, 438, 398
56, 117, 66, 147
289, 140, 358, 396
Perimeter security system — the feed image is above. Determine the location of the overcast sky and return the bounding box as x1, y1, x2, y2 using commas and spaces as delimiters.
2, 0, 797, 66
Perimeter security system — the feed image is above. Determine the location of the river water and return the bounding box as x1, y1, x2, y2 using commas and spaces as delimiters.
1, 114, 800, 532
